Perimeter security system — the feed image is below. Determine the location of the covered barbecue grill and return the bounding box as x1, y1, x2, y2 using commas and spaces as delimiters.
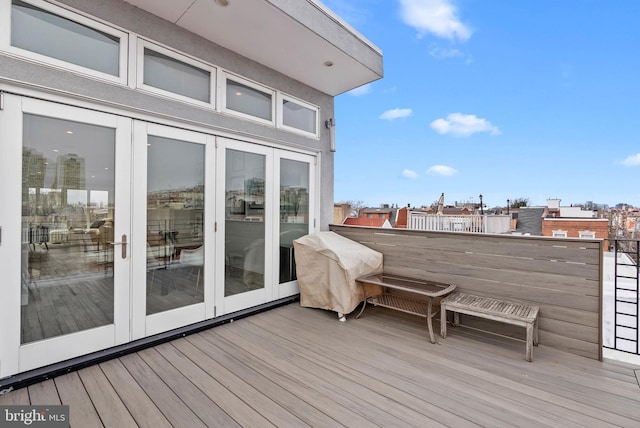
293, 232, 383, 319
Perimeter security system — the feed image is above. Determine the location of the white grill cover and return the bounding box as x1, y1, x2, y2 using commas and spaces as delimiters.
293, 232, 383, 314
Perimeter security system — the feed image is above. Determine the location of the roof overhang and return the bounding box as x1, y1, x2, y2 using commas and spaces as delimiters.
122, 0, 383, 96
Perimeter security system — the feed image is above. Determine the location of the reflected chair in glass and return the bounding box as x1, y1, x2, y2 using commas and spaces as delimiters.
177, 245, 204, 296
147, 242, 176, 294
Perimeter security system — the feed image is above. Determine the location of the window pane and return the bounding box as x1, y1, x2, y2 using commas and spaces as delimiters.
11, 0, 120, 76
226, 80, 272, 121
225, 150, 266, 296
283, 100, 316, 134
143, 49, 210, 102
146, 136, 205, 314
21, 114, 116, 343
279, 159, 309, 284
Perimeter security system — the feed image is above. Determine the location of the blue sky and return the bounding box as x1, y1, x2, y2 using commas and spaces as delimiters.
324, 0, 640, 209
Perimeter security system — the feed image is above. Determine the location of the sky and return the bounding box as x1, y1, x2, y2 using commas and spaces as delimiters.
323, 0, 640, 210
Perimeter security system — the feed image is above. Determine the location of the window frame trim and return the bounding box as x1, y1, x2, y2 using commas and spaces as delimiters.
579, 230, 596, 239
2, 0, 128, 85
552, 229, 568, 238
135, 38, 217, 108
277, 92, 319, 139
218, 71, 276, 126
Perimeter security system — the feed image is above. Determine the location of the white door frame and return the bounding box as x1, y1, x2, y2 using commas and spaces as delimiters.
0, 94, 132, 375
0, 93, 319, 378
215, 138, 274, 315
131, 121, 215, 339
273, 149, 316, 299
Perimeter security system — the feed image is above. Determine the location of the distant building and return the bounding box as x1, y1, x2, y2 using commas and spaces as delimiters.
343, 217, 392, 228
359, 204, 398, 226
540, 199, 609, 249
333, 203, 351, 225
515, 207, 546, 236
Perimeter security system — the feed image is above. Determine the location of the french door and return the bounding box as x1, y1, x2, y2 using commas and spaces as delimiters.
216, 138, 315, 315
130, 122, 214, 338
0, 94, 316, 377
0, 95, 132, 374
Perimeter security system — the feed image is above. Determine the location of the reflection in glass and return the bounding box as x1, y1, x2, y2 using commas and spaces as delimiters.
225, 150, 266, 296
279, 159, 309, 283
283, 100, 316, 134
146, 136, 205, 314
11, 0, 120, 76
226, 80, 272, 120
143, 48, 210, 102
21, 114, 115, 344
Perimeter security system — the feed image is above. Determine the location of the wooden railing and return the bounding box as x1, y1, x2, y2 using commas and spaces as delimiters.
408, 212, 511, 234
330, 224, 603, 360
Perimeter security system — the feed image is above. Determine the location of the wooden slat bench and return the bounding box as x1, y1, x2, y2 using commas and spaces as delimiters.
440, 293, 540, 362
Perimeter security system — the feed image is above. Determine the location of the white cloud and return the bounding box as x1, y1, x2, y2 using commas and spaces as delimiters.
402, 169, 419, 179
430, 113, 501, 137
379, 108, 413, 120
622, 153, 640, 166
348, 83, 372, 96
398, 0, 472, 42
429, 46, 463, 59
426, 165, 458, 176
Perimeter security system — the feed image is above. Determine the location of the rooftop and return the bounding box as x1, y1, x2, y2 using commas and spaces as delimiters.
2, 303, 638, 426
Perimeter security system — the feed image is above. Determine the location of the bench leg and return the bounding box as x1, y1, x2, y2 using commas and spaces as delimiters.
355, 283, 368, 319
534, 317, 539, 346
526, 322, 534, 362
453, 311, 460, 327
426, 298, 436, 344
440, 305, 447, 338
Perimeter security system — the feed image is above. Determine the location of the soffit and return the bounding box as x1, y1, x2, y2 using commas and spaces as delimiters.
123, 0, 383, 96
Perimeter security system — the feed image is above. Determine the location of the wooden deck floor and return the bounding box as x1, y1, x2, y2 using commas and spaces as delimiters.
2, 302, 640, 427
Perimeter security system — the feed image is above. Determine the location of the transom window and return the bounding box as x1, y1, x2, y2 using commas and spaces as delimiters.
552, 230, 568, 238
138, 40, 215, 105
8, 0, 127, 82
279, 94, 318, 136
3, 1, 321, 135
222, 74, 274, 124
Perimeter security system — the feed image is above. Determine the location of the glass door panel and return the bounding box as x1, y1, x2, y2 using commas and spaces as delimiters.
0, 95, 131, 375
146, 135, 205, 314
131, 122, 210, 339
278, 158, 310, 284
21, 114, 116, 343
224, 149, 266, 297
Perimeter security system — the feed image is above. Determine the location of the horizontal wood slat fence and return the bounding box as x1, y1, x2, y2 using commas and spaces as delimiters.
330, 225, 603, 360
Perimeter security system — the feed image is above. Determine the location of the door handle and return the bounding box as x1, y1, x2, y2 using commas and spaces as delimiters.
109, 234, 127, 259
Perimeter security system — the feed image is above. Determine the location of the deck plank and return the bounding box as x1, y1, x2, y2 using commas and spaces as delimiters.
98, 358, 172, 428
185, 333, 344, 428
344, 306, 638, 427
27, 379, 60, 405
151, 341, 273, 428
77, 364, 138, 427
136, 346, 241, 428
2, 303, 640, 428
117, 353, 207, 428
168, 338, 299, 427
0, 386, 29, 405
54, 372, 103, 428
192, 330, 377, 427
254, 306, 564, 428
213, 317, 458, 427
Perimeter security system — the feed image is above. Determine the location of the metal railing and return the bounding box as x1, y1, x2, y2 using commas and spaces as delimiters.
606, 239, 640, 355
408, 212, 511, 234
